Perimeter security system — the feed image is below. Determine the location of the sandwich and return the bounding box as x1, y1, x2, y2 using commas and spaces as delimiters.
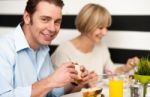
71, 63, 82, 86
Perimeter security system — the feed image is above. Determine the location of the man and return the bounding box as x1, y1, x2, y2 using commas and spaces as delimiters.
0, 0, 90, 97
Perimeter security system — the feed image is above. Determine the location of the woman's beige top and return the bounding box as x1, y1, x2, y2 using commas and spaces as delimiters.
51, 41, 116, 75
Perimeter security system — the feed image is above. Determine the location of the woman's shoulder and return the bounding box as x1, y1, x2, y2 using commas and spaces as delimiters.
56, 41, 72, 50
53, 40, 73, 54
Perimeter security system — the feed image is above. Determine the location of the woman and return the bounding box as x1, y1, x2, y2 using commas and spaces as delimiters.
51, 3, 139, 87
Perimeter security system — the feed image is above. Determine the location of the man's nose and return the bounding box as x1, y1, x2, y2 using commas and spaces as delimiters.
47, 21, 55, 32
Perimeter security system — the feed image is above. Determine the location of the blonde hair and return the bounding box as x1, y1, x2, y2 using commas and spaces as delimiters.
75, 3, 111, 34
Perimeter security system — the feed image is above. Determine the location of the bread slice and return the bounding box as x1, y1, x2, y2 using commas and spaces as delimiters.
74, 64, 82, 79
71, 64, 82, 86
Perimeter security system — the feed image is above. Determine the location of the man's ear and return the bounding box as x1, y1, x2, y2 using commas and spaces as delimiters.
23, 11, 31, 24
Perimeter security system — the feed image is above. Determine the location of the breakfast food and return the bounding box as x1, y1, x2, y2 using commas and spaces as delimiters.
71, 63, 82, 85
74, 63, 82, 80
82, 87, 103, 97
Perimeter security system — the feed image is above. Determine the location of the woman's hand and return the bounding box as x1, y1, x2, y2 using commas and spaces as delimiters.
79, 69, 99, 88
87, 71, 98, 87
115, 57, 139, 74
125, 56, 139, 71
72, 66, 98, 88
65, 65, 90, 93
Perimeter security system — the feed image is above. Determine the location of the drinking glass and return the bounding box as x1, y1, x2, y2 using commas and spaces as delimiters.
109, 74, 124, 97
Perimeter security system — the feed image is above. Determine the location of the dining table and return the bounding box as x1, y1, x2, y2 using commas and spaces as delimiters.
61, 73, 133, 97
61, 86, 130, 97
61, 88, 130, 97
61, 87, 109, 97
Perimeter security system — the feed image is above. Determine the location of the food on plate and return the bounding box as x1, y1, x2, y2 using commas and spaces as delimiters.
82, 87, 103, 97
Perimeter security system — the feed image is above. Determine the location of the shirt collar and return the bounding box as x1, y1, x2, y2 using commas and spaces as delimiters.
15, 24, 30, 52
14, 24, 50, 53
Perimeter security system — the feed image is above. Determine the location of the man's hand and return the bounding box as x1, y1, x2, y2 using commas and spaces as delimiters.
47, 62, 78, 88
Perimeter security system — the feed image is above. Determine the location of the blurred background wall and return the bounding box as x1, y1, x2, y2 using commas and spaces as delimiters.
0, 0, 150, 63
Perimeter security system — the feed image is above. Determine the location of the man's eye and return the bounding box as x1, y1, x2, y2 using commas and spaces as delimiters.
55, 21, 61, 26
42, 18, 49, 22
54, 20, 61, 26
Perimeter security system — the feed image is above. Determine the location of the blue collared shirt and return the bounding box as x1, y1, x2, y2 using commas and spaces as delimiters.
0, 25, 64, 97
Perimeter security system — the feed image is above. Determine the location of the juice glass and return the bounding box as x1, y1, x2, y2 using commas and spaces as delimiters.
109, 75, 123, 97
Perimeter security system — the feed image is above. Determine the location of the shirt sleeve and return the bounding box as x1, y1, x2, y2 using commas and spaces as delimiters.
50, 87, 64, 97
0, 45, 32, 97
14, 86, 31, 97
0, 73, 32, 97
